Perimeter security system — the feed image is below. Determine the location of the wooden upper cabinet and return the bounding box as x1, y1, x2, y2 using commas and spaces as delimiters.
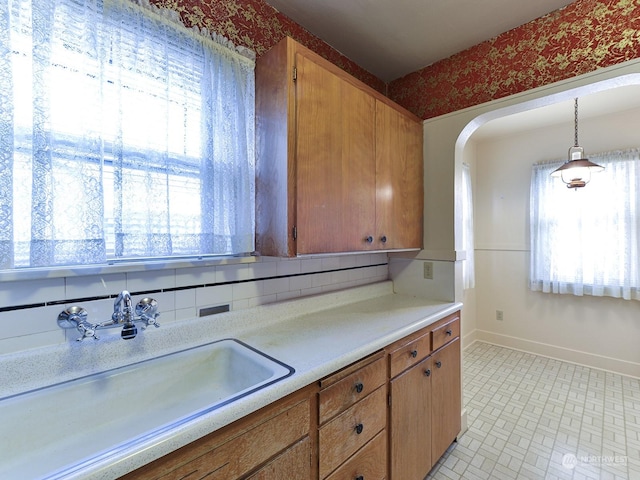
255, 36, 423, 257
375, 100, 424, 250
295, 53, 376, 254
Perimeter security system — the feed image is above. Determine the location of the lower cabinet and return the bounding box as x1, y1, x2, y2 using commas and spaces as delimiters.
431, 337, 462, 462
387, 313, 461, 480
389, 355, 433, 479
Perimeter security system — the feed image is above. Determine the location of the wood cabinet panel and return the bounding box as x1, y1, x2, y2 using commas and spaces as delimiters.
246, 437, 310, 480
324, 430, 387, 480
295, 53, 376, 254
431, 338, 461, 462
389, 356, 432, 480
255, 37, 296, 257
121, 387, 315, 480
319, 355, 386, 424
318, 386, 386, 478
152, 400, 308, 480
375, 100, 423, 250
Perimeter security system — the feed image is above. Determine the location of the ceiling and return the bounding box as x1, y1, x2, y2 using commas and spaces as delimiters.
265, 0, 576, 83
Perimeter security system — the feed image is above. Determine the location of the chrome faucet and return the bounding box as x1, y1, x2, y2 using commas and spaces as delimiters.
112, 290, 137, 339
57, 291, 160, 341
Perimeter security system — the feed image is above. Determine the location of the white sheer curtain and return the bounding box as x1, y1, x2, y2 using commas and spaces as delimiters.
0, 0, 255, 269
461, 162, 475, 289
530, 149, 640, 300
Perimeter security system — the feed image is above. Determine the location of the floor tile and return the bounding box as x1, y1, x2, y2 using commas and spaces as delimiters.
427, 342, 637, 480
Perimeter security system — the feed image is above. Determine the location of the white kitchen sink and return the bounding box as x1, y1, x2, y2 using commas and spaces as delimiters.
0, 338, 294, 479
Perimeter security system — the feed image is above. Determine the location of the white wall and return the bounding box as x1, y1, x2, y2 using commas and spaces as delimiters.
0, 254, 389, 355
469, 106, 640, 377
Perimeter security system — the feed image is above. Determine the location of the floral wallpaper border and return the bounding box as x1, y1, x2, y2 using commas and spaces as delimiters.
388, 0, 640, 120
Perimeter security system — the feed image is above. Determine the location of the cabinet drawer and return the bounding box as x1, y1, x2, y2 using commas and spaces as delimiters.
389, 331, 431, 378
324, 430, 387, 480
318, 386, 386, 478
432, 316, 460, 351
319, 355, 386, 424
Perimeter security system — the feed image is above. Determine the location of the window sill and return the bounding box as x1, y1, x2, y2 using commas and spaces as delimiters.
0, 255, 258, 283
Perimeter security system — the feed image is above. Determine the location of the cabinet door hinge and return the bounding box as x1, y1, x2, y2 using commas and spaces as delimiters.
293, 66, 297, 82
388, 393, 392, 407
292, 226, 297, 240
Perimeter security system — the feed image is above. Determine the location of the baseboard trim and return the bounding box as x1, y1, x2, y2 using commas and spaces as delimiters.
461, 329, 479, 351
475, 330, 640, 379
460, 408, 468, 436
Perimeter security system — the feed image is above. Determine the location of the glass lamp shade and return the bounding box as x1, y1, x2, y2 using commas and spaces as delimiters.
551, 146, 604, 189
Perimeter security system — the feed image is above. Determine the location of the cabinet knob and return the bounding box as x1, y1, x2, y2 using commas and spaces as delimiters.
355, 423, 364, 435
365, 236, 373, 244
424, 368, 431, 377
436, 360, 442, 368
380, 235, 387, 243
354, 382, 364, 393
410, 349, 418, 358
355, 476, 364, 480
446, 329, 453, 336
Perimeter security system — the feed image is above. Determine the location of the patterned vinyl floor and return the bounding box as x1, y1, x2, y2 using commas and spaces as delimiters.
426, 342, 640, 480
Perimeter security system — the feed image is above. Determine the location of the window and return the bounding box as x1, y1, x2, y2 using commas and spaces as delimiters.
461, 162, 475, 289
0, 0, 255, 270
529, 149, 640, 300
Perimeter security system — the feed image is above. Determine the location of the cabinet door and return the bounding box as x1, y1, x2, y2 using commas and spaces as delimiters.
246, 437, 311, 480
295, 53, 376, 254
389, 356, 432, 480
375, 100, 423, 250
431, 338, 461, 462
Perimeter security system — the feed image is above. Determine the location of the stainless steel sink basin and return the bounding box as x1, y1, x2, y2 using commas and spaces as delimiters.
0, 338, 294, 479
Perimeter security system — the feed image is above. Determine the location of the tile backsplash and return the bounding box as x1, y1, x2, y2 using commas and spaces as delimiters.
0, 253, 389, 354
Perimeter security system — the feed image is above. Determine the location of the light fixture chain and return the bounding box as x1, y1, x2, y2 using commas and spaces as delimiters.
574, 97, 579, 147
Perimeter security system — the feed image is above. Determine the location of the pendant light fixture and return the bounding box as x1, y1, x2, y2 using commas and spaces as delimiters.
551, 98, 604, 189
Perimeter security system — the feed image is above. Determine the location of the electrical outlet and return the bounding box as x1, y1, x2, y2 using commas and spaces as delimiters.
496, 310, 504, 321
423, 261, 434, 280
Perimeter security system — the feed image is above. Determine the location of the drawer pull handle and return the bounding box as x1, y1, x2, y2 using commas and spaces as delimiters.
380, 235, 387, 243
436, 360, 442, 368
446, 329, 453, 336
410, 349, 418, 358
355, 423, 364, 435
355, 382, 364, 393
365, 235, 374, 244
424, 368, 431, 377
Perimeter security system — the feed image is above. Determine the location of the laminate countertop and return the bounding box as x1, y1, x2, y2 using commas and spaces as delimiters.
0, 280, 462, 479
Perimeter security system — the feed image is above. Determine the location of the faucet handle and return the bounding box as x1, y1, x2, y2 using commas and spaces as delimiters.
142, 316, 160, 329
136, 297, 160, 329
58, 307, 99, 341
77, 322, 99, 341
